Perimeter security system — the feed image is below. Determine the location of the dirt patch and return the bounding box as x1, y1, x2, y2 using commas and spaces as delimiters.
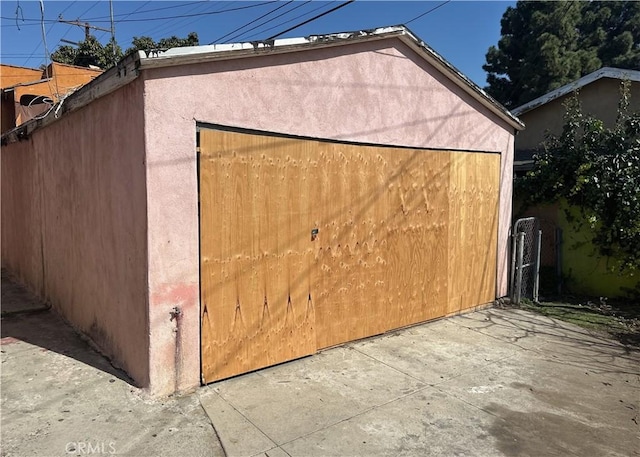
514, 298, 640, 348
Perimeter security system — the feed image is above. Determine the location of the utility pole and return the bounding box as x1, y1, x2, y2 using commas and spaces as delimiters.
58, 18, 112, 40
59, 0, 117, 66
109, 0, 116, 66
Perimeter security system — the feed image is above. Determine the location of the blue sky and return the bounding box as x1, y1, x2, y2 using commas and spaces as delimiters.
0, 1, 515, 86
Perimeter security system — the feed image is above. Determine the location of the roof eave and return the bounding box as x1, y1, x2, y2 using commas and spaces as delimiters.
512, 67, 640, 116
136, 27, 407, 70
2, 25, 524, 145
137, 25, 523, 131
395, 28, 523, 131
1, 53, 141, 145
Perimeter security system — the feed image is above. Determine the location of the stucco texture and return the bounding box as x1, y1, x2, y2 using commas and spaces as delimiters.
516, 78, 640, 152
1, 79, 149, 386
142, 37, 515, 394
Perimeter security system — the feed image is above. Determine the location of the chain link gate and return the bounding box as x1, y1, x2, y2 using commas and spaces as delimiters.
510, 217, 542, 304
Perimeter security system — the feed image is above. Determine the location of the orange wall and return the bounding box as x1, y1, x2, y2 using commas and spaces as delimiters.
1, 63, 102, 129
0, 64, 42, 88
48, 62, 102, 95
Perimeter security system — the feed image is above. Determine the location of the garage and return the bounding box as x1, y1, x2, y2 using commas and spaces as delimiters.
199, 126, 500, 382
2, 26, 523, 395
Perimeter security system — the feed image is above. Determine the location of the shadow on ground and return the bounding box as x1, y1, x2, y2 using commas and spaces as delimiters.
1, 273, 224, 457
1, 273, 133, 384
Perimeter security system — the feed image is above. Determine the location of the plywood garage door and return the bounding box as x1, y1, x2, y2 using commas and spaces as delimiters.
199, 127, 500, 383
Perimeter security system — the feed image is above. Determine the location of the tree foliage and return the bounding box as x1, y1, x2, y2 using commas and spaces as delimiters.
485, 1, 640, 108
51, 32, 199, 69
52, 36, 123, 69
517, 82, 640, 273
126, 32, 199, 55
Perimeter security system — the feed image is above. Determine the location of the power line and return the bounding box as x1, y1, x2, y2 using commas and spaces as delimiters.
1, 1, 280, 25
405, 0, 452, 25
21, 0, 77, 66
242, 1, 334, 42
223, 1, 312, 44
210, 1, 294, 45
83, 1, 208, 21
266, 0, 355, 41
136, 1, 220, 40
38, 0, 59, 98
97, 1, 151, 41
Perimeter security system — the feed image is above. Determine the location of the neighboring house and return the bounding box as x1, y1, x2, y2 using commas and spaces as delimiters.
1, 26, 523, 396
512, 67, 640, 175
511, 67, 640, 297
1, 62, 102, 133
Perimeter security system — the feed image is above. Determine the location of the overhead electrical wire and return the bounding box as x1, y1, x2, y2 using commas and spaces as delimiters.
96, 1, 151, 42
37, 0, 60, 98
405, 0, 452, 25
82, 1, 209, 21
265, 0, 355, 41
1, 1, 279, 25
15, 0, 24, 30
137, 1, 221, 40
242, 1, 334, 42
210, 0, 295, 45
21, 0, 77, 66
221, 0, 312, 44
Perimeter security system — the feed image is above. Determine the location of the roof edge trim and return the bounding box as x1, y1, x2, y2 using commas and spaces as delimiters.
137, 25, 523, 130
1, 53, 140, 145
513, 67, 640, 116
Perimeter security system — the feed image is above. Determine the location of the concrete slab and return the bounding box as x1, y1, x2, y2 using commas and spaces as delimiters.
350, 318, 517, 385
251, 447, 290, 457
201, 309, 639, 457
3, 273, 638, 457
209, 346, 426, 445
436, 355, 639, 456
1, 273, 49, 316
198, 388, 276, 457
281, 388, 505, 457
1, 310, 224, 457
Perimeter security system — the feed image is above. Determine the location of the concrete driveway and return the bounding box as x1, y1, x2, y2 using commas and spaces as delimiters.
199, 308, 640, 457
1, 276, 223, 457
2, 271, 638, 457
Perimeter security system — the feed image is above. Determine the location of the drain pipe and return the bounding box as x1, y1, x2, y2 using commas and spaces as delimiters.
169, 306, 182, 393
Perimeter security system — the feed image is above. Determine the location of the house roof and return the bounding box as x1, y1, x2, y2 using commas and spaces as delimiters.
512, 67, 640, 116
2, 78, 53, 91
2, 25, 523, 144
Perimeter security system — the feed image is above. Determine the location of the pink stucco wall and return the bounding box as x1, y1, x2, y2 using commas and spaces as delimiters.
1, 79, 149, 386
142, 37, 515, 395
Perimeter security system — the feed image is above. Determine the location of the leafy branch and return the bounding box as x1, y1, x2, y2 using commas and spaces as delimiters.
517, 81, 640, 273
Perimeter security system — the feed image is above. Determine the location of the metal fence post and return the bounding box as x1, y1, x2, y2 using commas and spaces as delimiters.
534, 229, 542, 302
510, 231, 517, 300
556, 227, 563, 295
515, 231, 525, 304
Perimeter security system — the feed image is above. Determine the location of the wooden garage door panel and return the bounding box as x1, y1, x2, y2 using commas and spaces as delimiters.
447, 153, 500, 314
312, 144, 452, 349
200, 129, 316, 383
200, 127, 500, 381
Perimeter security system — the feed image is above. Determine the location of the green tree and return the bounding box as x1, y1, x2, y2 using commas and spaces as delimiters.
51, 36, 123, 69
517, 82, 640, 273
51, 32, 199, 69
127, 32, 199, 55
485, 1, 640, 109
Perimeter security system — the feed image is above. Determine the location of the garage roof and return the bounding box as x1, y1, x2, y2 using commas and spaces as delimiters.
2, 25, 523, 145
